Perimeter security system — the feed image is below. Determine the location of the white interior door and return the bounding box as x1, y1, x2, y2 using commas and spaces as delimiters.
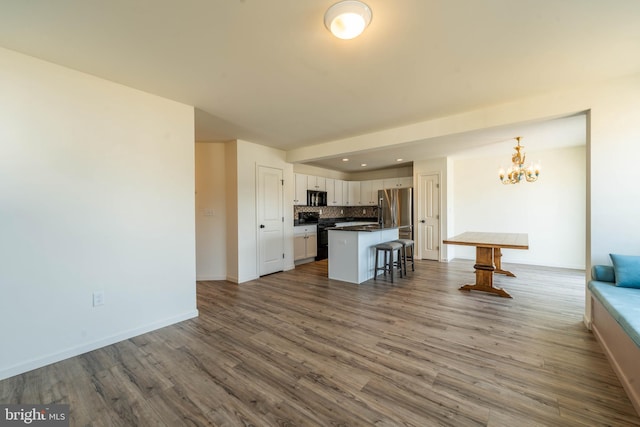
418, 173, 440, 260
258, 166, 284, 275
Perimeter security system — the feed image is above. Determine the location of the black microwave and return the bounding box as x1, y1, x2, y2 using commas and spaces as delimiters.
307, 190, 327, 206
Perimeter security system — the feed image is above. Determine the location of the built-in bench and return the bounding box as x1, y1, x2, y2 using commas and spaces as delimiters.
588, 264, 640, 415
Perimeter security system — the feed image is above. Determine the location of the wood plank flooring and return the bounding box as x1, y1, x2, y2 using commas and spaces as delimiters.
2, 259, 639, 426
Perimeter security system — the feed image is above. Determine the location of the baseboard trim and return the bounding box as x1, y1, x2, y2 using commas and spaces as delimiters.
196, 275, 226, 281
0, 309, 199, 381
583, 313, 592, 330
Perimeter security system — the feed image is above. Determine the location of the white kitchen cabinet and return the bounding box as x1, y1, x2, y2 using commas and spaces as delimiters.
334, 179, 344, 205
294, 225, 317, 261
371, 179, 384, 204
294, 235, 306, 260
359, 180, 372, 205
360, 179, 384, 205
383, 176, 413, 189
307, 175, 326, 191
342, 180, 350, 205
326, 178, 344, 206
347, 181, 360, 206
397, 176, 412, 188
306, 233, 317, 257
294, 173, 308, 205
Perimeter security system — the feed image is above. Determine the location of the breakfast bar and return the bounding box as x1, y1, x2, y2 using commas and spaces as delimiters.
328, 225, 400, 284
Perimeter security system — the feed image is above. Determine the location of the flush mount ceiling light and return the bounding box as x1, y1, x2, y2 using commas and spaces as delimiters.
324, 1, 372, 40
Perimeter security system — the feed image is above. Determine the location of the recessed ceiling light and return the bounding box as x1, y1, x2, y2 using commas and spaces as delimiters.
360, 163, 367, 167
342, 158, 349, 162
396, 158, 403, 162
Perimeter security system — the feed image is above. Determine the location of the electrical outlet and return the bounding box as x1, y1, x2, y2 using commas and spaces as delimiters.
319, 209, 322, 215
362, 209, 366, 214
93, 291, 104, 307
340, 209, 344, 214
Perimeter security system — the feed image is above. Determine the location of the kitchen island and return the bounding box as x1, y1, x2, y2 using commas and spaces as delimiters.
328, 225, 400, 284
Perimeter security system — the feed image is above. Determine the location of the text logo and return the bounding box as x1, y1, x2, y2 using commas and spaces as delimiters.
0, 405, 69, 427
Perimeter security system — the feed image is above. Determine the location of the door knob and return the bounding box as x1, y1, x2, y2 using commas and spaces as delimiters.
260, 224, 265, 228
420, 219, 426, 223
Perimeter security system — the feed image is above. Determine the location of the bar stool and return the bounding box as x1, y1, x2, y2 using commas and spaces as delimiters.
374, 241, 403, 283
394, 239, 415, 275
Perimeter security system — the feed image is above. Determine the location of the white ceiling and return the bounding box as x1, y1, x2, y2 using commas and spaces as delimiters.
1, 1, 638, 171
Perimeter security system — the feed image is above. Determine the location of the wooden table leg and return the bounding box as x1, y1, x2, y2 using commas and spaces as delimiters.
493, 247, 516, 277
459, 246, 512, 298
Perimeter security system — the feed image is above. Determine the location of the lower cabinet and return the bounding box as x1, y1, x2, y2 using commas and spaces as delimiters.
294, 225, 317, 262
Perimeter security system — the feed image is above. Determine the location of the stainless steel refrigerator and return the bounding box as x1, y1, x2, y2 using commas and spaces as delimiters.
378, 188, 413, 240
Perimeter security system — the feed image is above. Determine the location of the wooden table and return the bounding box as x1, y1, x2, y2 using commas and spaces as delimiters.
443, 232, 529, 298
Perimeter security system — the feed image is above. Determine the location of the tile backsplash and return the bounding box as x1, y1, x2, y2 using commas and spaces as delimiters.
294, 205, 378, 219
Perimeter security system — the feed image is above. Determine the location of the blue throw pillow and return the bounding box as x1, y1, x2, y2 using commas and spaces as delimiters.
609, 254, 640, 288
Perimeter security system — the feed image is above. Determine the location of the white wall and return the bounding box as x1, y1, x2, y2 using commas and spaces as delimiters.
292, 164, 413, 182
450, 145, 586, 269
348, 166, 413, 181
230, 140, 294, 283
589, 77, 640, 265
0, 47, 197, 380
225, 141, 239, 282
195, 142, 227, 280
293, 164, 349, 180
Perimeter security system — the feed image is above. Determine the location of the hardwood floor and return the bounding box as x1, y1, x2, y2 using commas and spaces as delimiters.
2, 259, 639, 426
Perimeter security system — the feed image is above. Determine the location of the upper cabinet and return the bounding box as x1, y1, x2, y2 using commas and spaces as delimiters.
292, 174, 412, 206
294, 173, 308, 205
326, 178, 344, 206
371, 179, 384, 199
342, 180, 350, 205
383, 177, 413, 189
360, 179, 384, 205
347, 181, 360, 206
307, 175, 326, 191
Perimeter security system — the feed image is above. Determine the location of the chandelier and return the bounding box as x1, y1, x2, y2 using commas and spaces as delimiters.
498, 137, 540, 184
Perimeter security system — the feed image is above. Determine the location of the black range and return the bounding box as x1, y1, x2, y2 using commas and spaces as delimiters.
316, 217, 338, 261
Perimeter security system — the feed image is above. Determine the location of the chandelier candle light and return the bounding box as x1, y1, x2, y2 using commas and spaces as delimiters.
498, 137, 541, 184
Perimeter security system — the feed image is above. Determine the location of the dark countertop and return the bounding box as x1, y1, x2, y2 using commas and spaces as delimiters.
328, 224, 400, 232
294, 216, 378, 226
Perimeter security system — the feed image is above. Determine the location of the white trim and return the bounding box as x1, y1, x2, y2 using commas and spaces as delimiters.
196, 275, 227, 281
0, 310, 198, 381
